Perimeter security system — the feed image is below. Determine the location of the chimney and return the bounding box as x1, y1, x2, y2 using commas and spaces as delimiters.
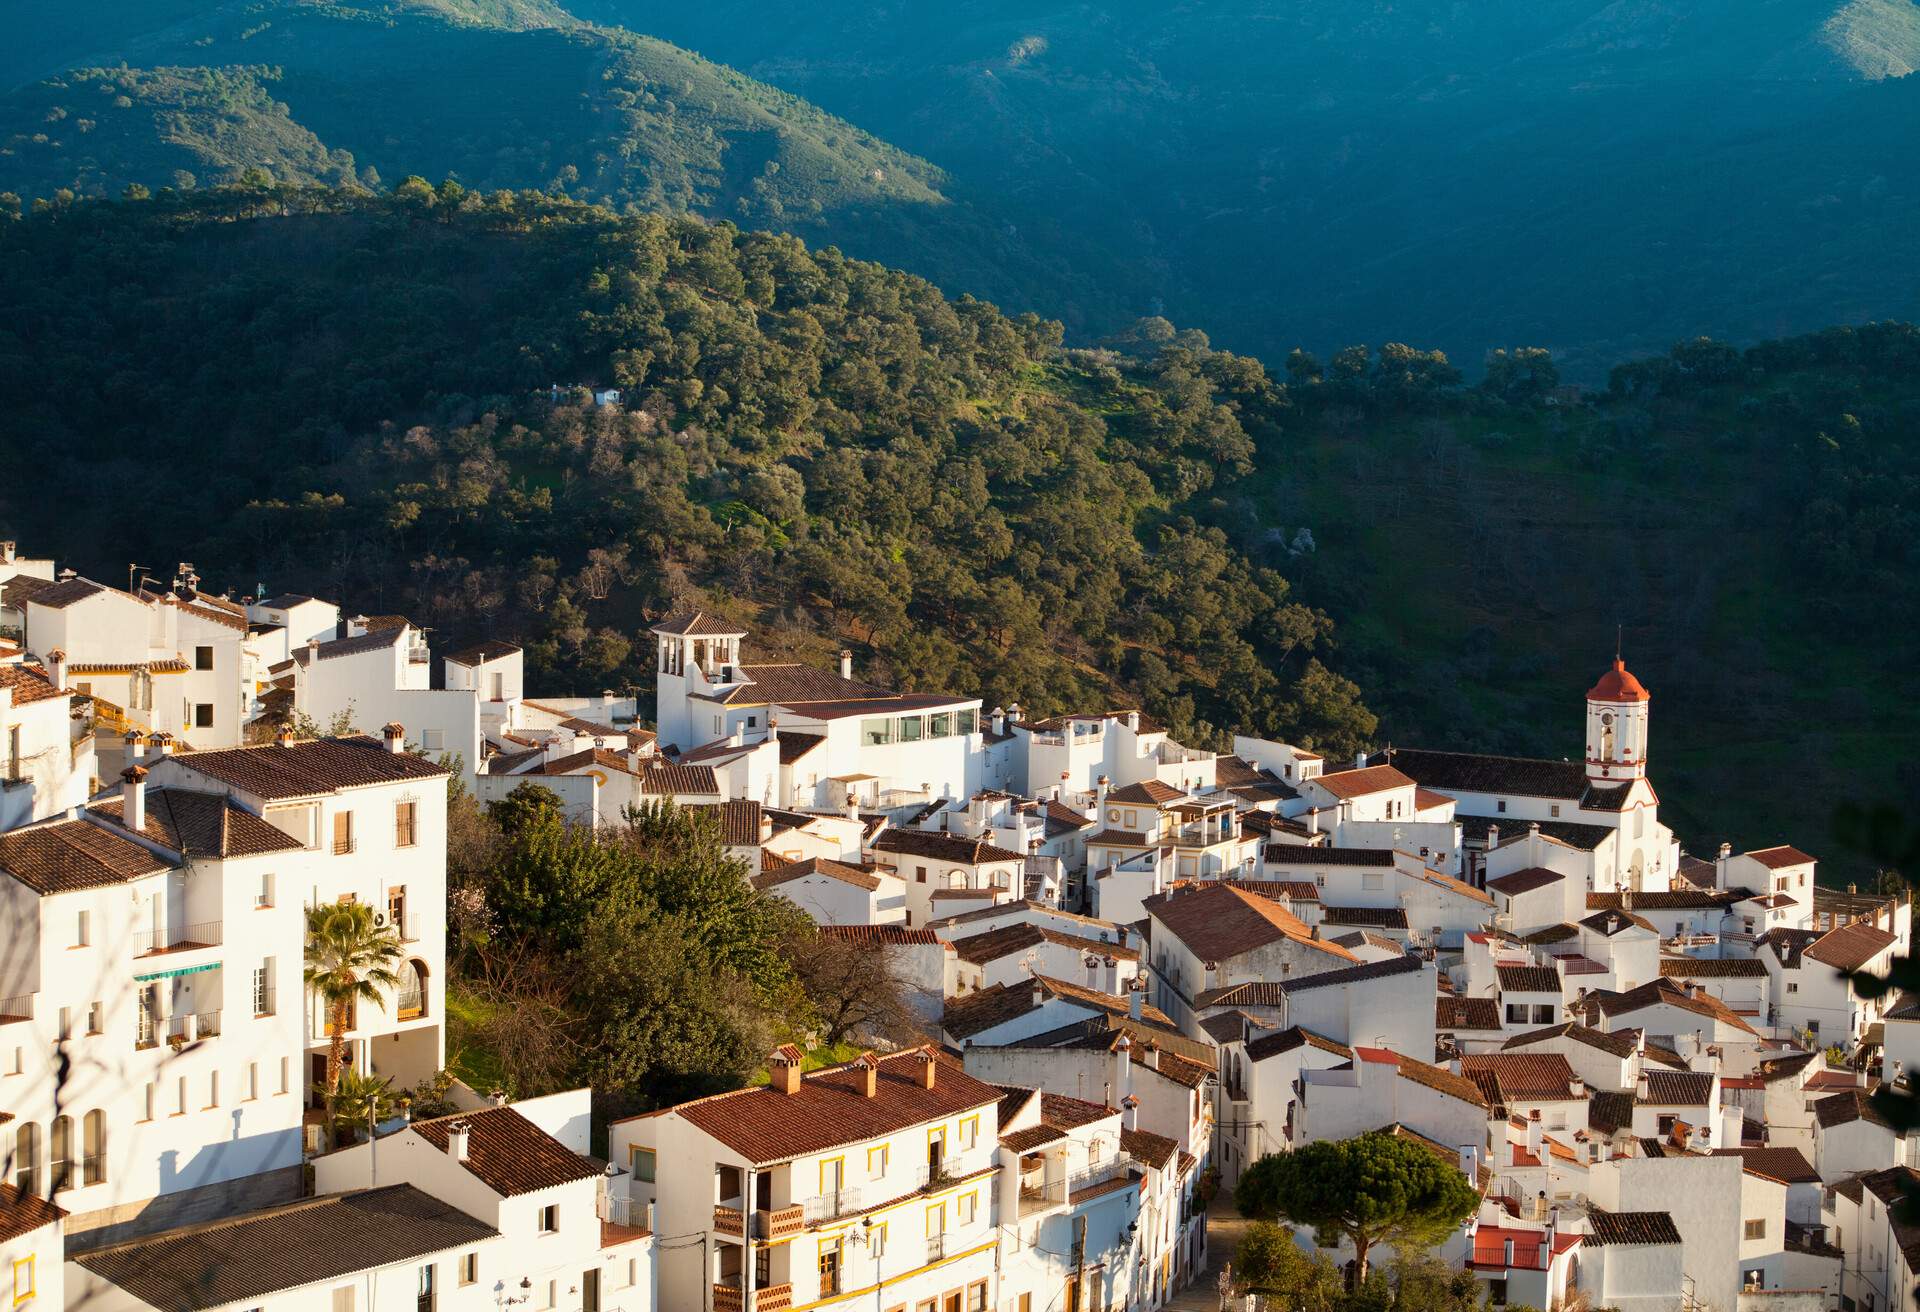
1307, 808, 1319, 836
767, 716, 779, 745
1621, 885, 1634, 913
1527, 822, 1542, 867
153, 732, 175, 756
858, 1051, 879, 1098
1122, 1094, 1140, 1131
1113, 1032, 1133, 1104
1125, 710, 1139, 732
1096, 774, 1111, 814
47, 649, 65, 692
276, 725, 295, 748
307, 637, 321, 660
1636, 1070, 1651, 1101
383, 722, 406, 754
446, 1121, 471, 1162
125, 730, 146, 761
1717, 842, 1732, 888
991, 707, 1005, 736
1129, 982, 1144, 1021
1143, 1041, 1160, 1072
839, 650, 853, 681
1031, 978, 1046, 1010
121, 765, 148, 831
913, 1048, 937, 1090
1569, 1076, 1585, 1099
769, 1045, 804, 1095
1527, 1113, 1543, 1157
845, 795, 860, 822
488, 1089, 508, 1108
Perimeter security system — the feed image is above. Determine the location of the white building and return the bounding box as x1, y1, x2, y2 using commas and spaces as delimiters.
1, 660, 90, 834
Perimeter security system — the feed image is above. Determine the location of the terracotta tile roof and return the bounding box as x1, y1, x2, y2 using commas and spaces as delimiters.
1198, 953, 1426, 1006
1473, 815, 1616, 851
27, 577, 128, 610
687, 799, 764, 846
1660, 956, 1768, 978
1639, 1071, 1715, 1106
1460, 1053, 1582, 1102
444, 639, 521, 666
166, 736, 449, 799
1501, 1022, 1636, 1057
1803, 920, 1897, 972
650, 609, 747, 636
1265, 842, 1394, 868
1246, 1026, 1352, 1061
1145, 882, 1358, 964
0, 1182, 64, 1242
1311, 764, 1416, 800
1582, 979, 1760, 1036
1105, 779, 1185, 806
1356, 1047, 1488, 1107
1747, 845, 1817, 868
410, 1107, 602, 1196
1373, 748, 1586, 801
638, 762, 720, 795
666, 1048, 1002, 1164
942, 976, 1172, 1040
1758, 1052, 1819, 1082
1579, 908, 1657, 936
1413, 788, 1455, 811
0, 663, 67, 706
949, 921, 1136, 966
1087, 828, 1155, 847
1001, 1125, 1064, 1152
294, 626, 406, 665
1520, 923, 1580, 946
1586, 1210, 1682, 1245
1486, 867, 1564, 896
1040, 1091, 1116, 1131
92, 790, 305, 859
754, 856, 884, 893
0, 574, 56, 609
1587, 889, 1739, 911
1589, 1090, 1636, 1134
776, 730, 826, 763
818, 925, 943, 946
1862, 1168, 1920, 1266
1814, 1087, 1890, 1130
74, 1185, 495, 1310
873, 829, 1026, 865
1437, 997, 1503, 1031
1121, 1127, 1178, 1170
0, 817, 177, 895
1323, 905, 1408, 929
1711, 1147, 1818, 1184
1497, 965, 1562, 993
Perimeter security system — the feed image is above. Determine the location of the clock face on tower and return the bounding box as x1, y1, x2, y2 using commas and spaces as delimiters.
1600, 712, 1614, 728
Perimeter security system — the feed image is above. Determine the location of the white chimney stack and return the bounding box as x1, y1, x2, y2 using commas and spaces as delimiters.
991, 707, 1005, 736
1128, 982, 1144, 1021
447, 1121, 471, 1162
839, 650, 853, 681
121, 765, 147, 832
47, 649, 65, 692
1122, 1094, 1140, 1131
125, 730, 146, 761
383, 722, 406, 754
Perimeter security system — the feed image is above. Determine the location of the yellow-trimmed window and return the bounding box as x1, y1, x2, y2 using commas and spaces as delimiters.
959, 1115, 979, 1150
817, 1238, 843, 1296
820, 1156, 845, 1193
925, 1202, 945, 1237
11, 1257, 32, 1308
867, 1143, 889, 1178
958, 1191, 977, 1225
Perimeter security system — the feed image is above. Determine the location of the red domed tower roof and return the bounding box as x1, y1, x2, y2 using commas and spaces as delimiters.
1587, 658, 1650, 703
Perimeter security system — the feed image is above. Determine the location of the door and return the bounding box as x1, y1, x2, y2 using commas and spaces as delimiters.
581, 1270, 599, 1312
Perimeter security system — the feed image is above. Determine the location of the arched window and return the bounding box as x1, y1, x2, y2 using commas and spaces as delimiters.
84, 1109, 106, 1186
48, 1115, 72, 1194
13, 1123, 37, 1196
397, 959, 429, 1021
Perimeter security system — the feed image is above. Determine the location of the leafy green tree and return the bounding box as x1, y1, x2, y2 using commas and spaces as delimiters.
1236, 1132, 1479, 1283
1235, 1221, 1344, 1309
330, 1067, 398, 1144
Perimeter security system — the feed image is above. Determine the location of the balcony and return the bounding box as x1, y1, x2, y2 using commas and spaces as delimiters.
802, 1187, 862, 1225
713, 1284, 792, 1312
132, 920, 222, 957
395, 985, 426, 1022
758, 1205, 805, 1240
714, 1205, 745, 1237
140, 1010, 220, 1050
1018, 1175, 1067, 1217
0, 994, 31, 1026
925, 1232, 947, 1262
1067, 1153, 1134, 1201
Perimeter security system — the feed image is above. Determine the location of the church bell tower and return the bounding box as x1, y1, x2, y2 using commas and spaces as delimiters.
1585, 657, 1650, 784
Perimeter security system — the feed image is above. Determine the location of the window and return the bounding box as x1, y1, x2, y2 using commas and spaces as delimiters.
925, 1203, 945, 1237
459, 1256, 478, 1288
958, 1192, 977, 1225
959, 1116, 979, 1150
861, 718, 895, 747
75, 909, 89, 947
421, 730, 444, 751
871, 1222, 888, 1258
899, 716, 924, 743
332, 811, 354, 856
142, 1083, 156, 1121
1809, 1019, 1821, 1035
1496, 800, 1507, 813
253, 960, 274, 1016
630, 1146, 656, 1183
1549, 804, 1561, 818
208, 1071, 220, 1109
278, 1057, 290, 1095
956, 709, 977, 734
916, 866, 928, 884
1362, 872, 1384, 891
56, 1008, 70, 1042
247, 1062, 259, 1100
541, 1283, 556, 1312
13, 1257, 34, 1308
86, 1002, 101, 1035
194, 703, 214, 729
1506, 1003, 1527, 1024
1787, 982, 1799, 994
395, 802, 418, 848
1656, 1115, 1676, 1135
417, 1264, 436, 1312
967, 1282, 988, 1312
868, 1144, 889, 1179
48, 1116, 72, 1193
190, 645, 215, 671
1745, 1219, 1766, 1240
539, 1204, 559, 1233
333, 1286, 356, 1312
257, 872, 274, 908
1488, 1279, 1509, 1306
818, 1239, 843, 1296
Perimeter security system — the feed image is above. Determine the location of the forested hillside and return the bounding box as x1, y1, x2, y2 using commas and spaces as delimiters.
0, 185, 1370, 758
2, 186, 1913, 873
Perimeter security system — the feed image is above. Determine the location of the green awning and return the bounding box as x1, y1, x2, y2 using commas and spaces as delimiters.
134, 961, 222, 983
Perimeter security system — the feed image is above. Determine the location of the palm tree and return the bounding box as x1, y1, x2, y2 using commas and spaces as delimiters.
303, 902, 403, 1135
330, 1067, 399, 1143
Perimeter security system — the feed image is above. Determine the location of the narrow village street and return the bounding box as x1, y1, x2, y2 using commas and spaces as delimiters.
1166, 1199, 1249, 1310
